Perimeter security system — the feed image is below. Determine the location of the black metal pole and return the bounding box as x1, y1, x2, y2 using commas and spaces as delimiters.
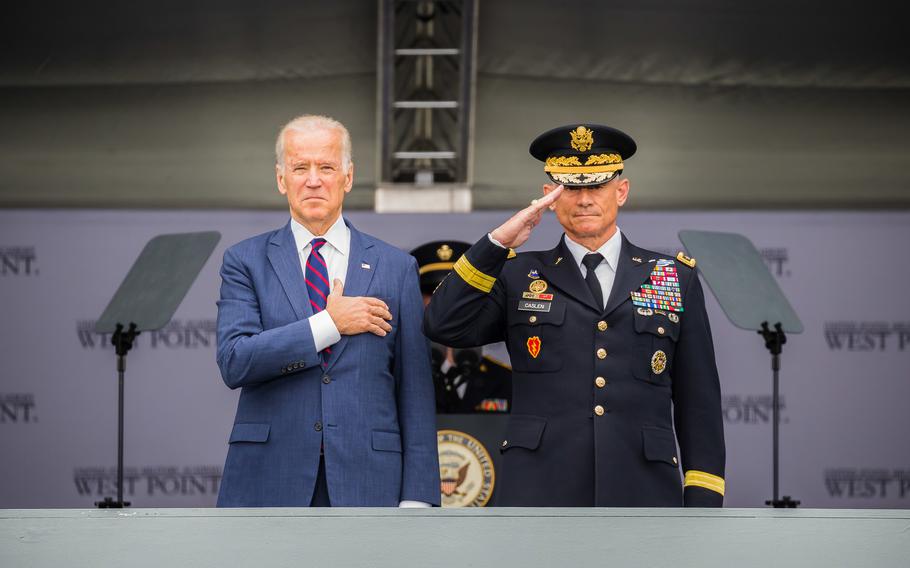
117, 354, 125, 505
760, 321, 799, 508
97, 323, 136, 508
772, 350, 780, 504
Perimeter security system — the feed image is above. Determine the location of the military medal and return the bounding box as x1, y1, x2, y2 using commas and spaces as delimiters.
523, 278, 554, 303
651, 350, 667, 374
527, 336, 541, 358
631, 263, 684, 312
522, 292, 554, 301
637, 307, 653, 316
529, 279, 548, 294
668, 313, 679, 323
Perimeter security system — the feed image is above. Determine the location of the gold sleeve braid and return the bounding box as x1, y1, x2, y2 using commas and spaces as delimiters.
453, 255, 496, 293
684, 470, 725, 496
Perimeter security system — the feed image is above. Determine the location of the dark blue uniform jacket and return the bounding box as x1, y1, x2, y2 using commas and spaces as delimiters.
424, 234, 725, 506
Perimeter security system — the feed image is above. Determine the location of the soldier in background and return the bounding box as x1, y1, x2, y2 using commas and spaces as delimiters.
411, 241, 512, 414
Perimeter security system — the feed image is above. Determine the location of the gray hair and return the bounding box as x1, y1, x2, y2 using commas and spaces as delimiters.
275, 114, 352, 171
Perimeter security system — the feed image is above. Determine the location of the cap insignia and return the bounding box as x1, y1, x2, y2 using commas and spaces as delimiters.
437, 244, 453, 261
570, 126, 594, 152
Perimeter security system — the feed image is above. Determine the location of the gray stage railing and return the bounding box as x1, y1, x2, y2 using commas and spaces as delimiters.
2, 508, 909, 567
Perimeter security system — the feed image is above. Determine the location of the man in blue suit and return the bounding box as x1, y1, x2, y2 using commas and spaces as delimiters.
216, 115, 440, 507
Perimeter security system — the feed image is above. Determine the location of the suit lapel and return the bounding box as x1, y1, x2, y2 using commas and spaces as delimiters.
603, 236, 654, 317
538, 237, 601, 313
326, 220, 377, 371
267, 222, 313, 321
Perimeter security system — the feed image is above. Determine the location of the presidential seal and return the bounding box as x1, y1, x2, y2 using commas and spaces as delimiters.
437, 429, 495, 507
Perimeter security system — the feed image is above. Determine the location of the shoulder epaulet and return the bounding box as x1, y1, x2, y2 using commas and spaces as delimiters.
676, 251, 696, 268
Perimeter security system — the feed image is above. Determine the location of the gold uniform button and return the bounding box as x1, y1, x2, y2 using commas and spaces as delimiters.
595, 377, 606, 388
596, 348, 607, 359
529, 315, 537, 323
597, 321, 608, 331
658, 326, 666, 335
594, 405, 605, 416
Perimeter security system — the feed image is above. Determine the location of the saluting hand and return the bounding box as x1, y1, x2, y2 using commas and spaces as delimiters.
489, 184, 564, 249
326, 279, 393, 337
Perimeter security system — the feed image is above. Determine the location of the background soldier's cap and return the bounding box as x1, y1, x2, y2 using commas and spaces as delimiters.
529, 124, 637, 188
410, 240, 471, 295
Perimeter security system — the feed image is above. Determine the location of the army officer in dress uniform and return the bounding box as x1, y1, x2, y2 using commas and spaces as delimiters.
411, 240, 513, 414
423, 124, 726, 506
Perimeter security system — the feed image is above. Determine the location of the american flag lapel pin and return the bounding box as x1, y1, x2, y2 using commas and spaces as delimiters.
361, 262, 371, 270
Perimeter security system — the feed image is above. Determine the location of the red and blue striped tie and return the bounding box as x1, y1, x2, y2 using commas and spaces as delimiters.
305, 237, 332, 364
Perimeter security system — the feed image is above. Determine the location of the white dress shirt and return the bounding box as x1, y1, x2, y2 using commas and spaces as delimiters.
290, 214, 430, 509
562, 228, 623, 308
488, 228, 623, 309
290, 214, 349, 353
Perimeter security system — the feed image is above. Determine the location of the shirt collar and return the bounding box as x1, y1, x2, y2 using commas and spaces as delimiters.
564, 227, 623, 272
290, 213, 350, 257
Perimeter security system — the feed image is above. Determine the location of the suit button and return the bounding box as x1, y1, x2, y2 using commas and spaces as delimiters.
597, 321, 608, 331
658, 326, 666, 335
596, 348, 607, 359
594, 405, 605, 416
529, 315, 537, 323
314, 421, 323, 432
322, 375, 331, 384
595, 376, 606, 388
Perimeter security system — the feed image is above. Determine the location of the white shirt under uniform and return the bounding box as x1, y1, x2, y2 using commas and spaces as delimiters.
488, 227, 624, 308
561, 227, 623, 308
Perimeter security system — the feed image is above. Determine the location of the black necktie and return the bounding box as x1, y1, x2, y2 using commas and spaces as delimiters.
582, 253, 604, 309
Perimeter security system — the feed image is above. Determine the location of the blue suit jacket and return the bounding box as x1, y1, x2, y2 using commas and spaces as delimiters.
215, 219, 440, 506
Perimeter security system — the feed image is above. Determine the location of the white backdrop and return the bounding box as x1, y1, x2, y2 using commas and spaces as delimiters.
1, 209, 908, 508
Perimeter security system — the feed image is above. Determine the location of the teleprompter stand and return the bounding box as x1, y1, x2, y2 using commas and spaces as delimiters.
93, 232, 220, 508
679, 230, 803, 508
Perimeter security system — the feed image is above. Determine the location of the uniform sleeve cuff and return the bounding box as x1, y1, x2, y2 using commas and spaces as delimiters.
684, 485, 724, 507
683, 470, 725, 507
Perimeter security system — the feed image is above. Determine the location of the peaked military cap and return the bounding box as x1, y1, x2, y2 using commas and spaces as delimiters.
410, 240, 470, 295
529, 124, 637, 188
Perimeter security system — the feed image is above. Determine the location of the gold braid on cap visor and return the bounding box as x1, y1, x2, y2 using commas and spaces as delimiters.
543, 153, 624, 174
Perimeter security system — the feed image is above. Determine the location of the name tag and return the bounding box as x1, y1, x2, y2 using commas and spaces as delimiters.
518, 300, 552, 312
